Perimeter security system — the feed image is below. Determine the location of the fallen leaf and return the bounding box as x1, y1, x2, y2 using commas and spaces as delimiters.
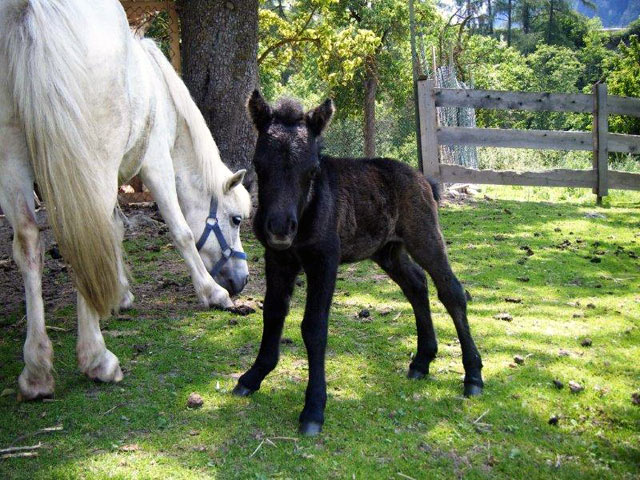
120, 444, 140, 452
494, 313, 513, 322
568, 381, 584, 393
187, 392, 204, 409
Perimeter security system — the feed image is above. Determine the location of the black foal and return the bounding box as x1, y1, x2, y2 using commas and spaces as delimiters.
233, 91, 483, 436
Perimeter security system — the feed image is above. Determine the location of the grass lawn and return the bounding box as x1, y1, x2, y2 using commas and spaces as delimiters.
0, 186, 639, 479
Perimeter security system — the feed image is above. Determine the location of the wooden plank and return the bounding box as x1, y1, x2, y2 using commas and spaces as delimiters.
417, 80, 440, 178
440, 164, 596, 188
608, 170, 640, 191
437, 126, 593, 151
608, 132, 640, 154
434, 88, 593, 113
608, 95, 640, 118
593, 83, 608, 199
120, 1, 170, 11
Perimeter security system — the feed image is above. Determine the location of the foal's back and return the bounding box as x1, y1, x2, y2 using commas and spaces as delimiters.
325, 156, 440, 263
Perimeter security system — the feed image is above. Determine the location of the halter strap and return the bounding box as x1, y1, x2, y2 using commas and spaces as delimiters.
195, 197, 247, 278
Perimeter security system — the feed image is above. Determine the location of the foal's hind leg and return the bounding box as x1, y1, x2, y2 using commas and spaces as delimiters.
0, 128, 54, 400
373, 242, 437, 379
403, 202, 483, 396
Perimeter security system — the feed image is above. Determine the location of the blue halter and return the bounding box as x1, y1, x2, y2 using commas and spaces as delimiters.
195, 197, 247, 278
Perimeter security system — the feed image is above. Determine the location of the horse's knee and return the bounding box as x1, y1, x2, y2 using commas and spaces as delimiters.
173, 228, 194, 250
13, 216, 42, 271
437, 275, 466, 310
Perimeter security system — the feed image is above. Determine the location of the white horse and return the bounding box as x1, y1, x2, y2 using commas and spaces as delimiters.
0, 0, 252, 400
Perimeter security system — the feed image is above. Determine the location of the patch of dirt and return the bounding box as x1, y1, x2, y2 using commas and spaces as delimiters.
0, 203, 265, 326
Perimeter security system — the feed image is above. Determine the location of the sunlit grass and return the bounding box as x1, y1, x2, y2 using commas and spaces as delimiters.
0, 186, 638, 479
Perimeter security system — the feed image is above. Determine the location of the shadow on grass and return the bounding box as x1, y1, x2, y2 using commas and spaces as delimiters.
0, 197, 638, 479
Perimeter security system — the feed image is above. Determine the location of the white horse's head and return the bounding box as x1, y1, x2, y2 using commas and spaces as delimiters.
192, 169, 252, 297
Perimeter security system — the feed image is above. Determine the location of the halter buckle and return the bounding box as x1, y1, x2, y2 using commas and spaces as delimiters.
206, 217, 218, 227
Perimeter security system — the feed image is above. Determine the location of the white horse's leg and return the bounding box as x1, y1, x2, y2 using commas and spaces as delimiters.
76, 292, 123, 382
140, 144, 233, 309
0, 128, 54, 400
114, 212, 134, 310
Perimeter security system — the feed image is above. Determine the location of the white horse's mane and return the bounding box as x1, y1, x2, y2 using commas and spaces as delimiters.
142, 40, 251, 217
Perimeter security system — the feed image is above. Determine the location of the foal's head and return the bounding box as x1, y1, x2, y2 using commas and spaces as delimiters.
248, 90, 334, 250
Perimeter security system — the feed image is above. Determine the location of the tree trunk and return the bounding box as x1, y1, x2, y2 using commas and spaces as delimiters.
507, 0, 512, 47
547, 0, 555, 43
487, 0, 493, 35
522, 0, 530, 34
363, 56, 377, 158
177, 0, 259, 174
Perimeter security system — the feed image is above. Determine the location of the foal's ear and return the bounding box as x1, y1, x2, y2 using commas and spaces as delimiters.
305, 99, 335, 136
224, 169, 247, 193
247, 90, 272, 131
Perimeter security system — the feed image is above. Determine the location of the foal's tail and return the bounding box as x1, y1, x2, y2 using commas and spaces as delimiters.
1, 0, 121, 317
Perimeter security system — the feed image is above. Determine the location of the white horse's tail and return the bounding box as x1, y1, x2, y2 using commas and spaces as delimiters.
141, 39, 228, 198
1, 0, 121, 317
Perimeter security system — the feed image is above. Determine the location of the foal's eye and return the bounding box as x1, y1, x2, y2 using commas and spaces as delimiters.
232, 216, 242, 226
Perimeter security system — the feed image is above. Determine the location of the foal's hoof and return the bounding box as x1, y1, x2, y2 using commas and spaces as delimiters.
299, 421, 323, 437
232, 382, 255, 397
407, 367, 428, 380
463, 383, 483, 397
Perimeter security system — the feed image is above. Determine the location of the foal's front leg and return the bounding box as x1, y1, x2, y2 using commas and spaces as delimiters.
298, 246, 339, 436
233, 250, 300, 395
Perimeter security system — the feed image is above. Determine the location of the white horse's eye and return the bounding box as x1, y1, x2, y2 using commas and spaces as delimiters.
232, 215, 242, 226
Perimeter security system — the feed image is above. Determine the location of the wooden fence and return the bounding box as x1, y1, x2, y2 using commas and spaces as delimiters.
417, 79, 640, 202
120, 0, 181, 73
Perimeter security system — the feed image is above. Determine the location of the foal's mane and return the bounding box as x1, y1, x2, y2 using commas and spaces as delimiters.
272, 98, 305, 126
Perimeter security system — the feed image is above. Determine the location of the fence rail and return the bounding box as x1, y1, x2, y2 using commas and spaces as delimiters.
417, 80, 640, 202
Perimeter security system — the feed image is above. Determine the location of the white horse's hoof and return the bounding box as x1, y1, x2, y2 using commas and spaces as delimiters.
17, 369, 55, 401
82, 349, 123, 383
119, 290, 135, 310
199, 282, 233, 309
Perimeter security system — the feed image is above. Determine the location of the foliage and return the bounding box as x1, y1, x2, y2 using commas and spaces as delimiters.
604, 35, 640, 135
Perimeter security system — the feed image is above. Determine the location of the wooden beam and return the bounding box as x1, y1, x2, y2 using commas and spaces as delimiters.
608, 170, 640, 191
120, 1, 171, 11
608, 132, 640, 154
437, 126, 639, 154
592, 83, 608, 200
608, 95, 640, 118
440, 164, 596, 188
434, 88, 593, 113
417, 79, 440, 178
437, 126, 593, 151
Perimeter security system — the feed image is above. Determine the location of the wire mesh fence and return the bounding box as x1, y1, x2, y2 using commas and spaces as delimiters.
120, 0, 181, 73
434, 65, 478, 169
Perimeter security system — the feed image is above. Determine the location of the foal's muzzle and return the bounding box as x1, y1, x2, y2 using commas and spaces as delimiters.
265, 212, 297, 250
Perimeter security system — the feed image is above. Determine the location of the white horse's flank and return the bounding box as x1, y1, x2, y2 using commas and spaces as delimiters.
0, 0, 251, 400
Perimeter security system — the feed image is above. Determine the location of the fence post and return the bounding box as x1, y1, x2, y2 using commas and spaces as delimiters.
417, 79, 440, 180
592, 83, 608, 204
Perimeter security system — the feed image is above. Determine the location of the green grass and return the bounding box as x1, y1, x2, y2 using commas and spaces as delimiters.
1, 186, 639, 479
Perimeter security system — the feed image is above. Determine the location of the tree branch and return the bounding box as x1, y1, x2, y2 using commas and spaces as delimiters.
258, 7, 318, 65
